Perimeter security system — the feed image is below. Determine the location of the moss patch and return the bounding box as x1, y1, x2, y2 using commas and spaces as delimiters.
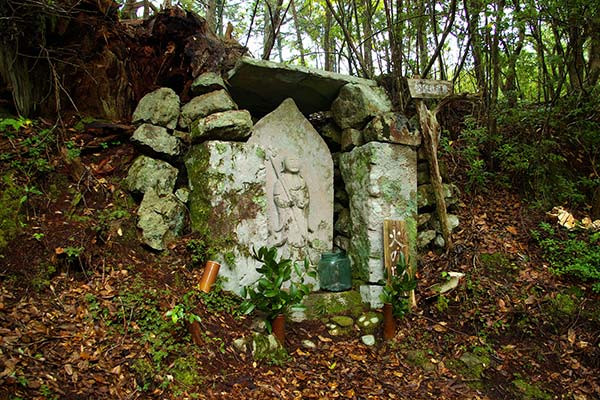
303, 291, 365, 320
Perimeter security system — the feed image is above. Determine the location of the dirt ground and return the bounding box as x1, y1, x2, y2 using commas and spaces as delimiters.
1, 120, 599, 399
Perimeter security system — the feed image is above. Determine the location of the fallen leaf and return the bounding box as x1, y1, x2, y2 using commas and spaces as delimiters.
506, 226, 518, 235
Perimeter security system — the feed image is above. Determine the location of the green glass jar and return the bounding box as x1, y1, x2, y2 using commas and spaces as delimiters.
318, 251, 352, 292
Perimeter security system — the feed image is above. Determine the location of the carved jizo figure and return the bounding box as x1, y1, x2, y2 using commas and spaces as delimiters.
272, 157, 310, 248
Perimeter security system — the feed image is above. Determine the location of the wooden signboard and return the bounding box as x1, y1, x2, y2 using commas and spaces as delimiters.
383, 219, 416, 307
383, 220, 408, 282
407, 78, 453, 99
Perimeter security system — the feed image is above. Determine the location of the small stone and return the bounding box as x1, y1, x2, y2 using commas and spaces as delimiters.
125, 155, 178, 196
432, 214, 460, 232
418, 213, 432, 227
363, 112, 420, 146
179, 89, 238, 128
341, 128, 363, 151
191, 72, 226, 96
418, 230, 437, 249
302, 340, 316, 349
131, 123, 182, 158
132, 88, 180, 129
361, 334, 376, 346
174, 188, 190, 203
288, 305, 307, 322
233, 337, 248, 352
320, 121, 342, 145
137, 189, 186, 251
190, 109, 253, 142
332, 83, 392, 129
434, 235, 446, 248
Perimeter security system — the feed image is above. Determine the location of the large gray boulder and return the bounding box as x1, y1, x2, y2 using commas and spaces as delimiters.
184, 141, 269, 294
226, 56, 379, 116
179, 89, 238, 129
125, 155, 178, 196
363, 112, 421, 146
190, 110, 253, 142
331, 83, 392, 129
131, 124, 182, 158
132, 88, 180, 129
340, 142, 417, 284
137, 189, 186, 251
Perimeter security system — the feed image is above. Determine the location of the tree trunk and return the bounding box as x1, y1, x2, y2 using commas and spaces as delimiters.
262, 0, 286, 61
290, 0, 306, 66
362, 0, 374, 77
324, 5, 334, 71
324, 0, 371, 78
206, 0, 217, 33
463, 0, 485, 94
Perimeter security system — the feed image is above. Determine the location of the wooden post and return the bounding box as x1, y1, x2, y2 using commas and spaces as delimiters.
408, 78, 454, 250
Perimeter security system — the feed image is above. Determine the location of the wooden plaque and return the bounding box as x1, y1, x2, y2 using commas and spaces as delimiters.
383, 220, 409, 282
407, 78, 453, 99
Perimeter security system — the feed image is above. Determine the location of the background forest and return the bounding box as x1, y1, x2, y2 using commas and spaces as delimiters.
2, 0, 599, 211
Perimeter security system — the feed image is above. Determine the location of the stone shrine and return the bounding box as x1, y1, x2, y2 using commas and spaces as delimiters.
123, 57, 459, 307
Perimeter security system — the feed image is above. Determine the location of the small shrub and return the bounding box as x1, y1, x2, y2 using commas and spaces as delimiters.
532, 223, 600, 291
380, 253, 417, 318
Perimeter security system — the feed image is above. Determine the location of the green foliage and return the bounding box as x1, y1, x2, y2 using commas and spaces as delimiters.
531, 223, 600, 291
239, 246, 315, 331
30, 263, 57, 291
186, 238, 210, 267
0, 116, 31, 131
449, 93, 599, 210
64, 140, 81, 161
495, 96, 599, 208
0, 121, 56, 179
198, 277, 241, 315
436, 295, 449, 313
109, 280, 213, 395
380, 253, 417, 318
455, 117, 495, 192
512, 376, 552, 400
165, 303, 199, 325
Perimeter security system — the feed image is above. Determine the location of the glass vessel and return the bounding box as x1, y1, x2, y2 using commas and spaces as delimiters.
318, 251, 352, 292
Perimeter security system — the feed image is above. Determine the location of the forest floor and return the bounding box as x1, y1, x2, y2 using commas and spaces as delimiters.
1, 119, 599, 399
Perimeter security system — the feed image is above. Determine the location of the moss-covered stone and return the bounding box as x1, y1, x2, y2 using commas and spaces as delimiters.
303, 291, 365, 320
340, 142, 418, 284
184, 141, 269, 293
